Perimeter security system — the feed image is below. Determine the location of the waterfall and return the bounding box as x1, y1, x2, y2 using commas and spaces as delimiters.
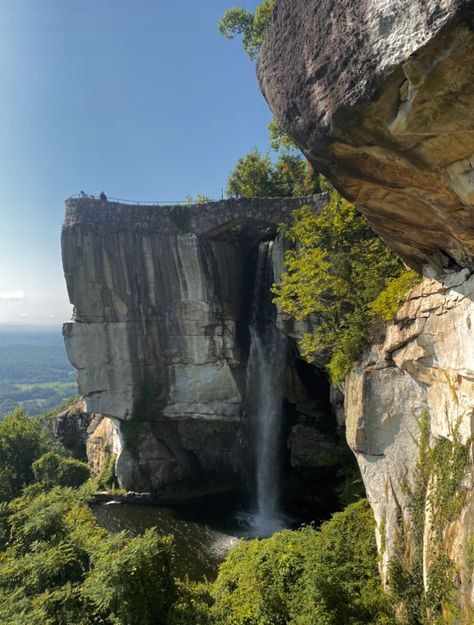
246, 241, 288, 537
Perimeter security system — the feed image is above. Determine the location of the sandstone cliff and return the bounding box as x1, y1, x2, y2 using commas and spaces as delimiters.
62, 195, 339, 502
259, 0, 474, 615
258, 0, 474, 272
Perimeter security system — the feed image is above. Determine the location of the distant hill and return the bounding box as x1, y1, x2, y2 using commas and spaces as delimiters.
0, 327, 77, 417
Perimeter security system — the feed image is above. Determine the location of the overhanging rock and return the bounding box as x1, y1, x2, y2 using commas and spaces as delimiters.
258, 0, 474, 272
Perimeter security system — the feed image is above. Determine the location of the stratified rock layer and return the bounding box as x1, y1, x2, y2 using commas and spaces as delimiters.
258, 0, 474, 271
62, 196, 327, 493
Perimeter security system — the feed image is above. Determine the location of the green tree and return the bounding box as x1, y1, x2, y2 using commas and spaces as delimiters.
32, 451, 90, 489
0, 485, 181, 625
226, 148, 321, 198
226, 149, 274, 197
83, 528, 176, 625
0, 408, 50, 502
272, 192, 417, 384
211, 500, 394, 625
0, 487, 107, 625
218, 0, 275, 60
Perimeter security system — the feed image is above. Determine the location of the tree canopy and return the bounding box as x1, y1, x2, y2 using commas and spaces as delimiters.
218, 0, 275, 60
272, 192, 419, 384
226, 148, 324, 198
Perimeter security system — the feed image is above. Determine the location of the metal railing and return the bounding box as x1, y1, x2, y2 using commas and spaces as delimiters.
68, 193, 199, 205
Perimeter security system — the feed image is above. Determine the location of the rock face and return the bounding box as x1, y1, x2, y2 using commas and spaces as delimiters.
258, 0, 474, 271
259, 0, 474, 612
54, 400, 92, 459
346, 271, 474, 602
62, 195, 331, 494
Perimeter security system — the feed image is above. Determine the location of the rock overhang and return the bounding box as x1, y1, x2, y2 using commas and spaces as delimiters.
257, 0, 474, 272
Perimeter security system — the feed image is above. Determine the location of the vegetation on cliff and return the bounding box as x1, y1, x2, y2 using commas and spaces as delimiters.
272, 192, 419, 384
218, 0, 275, 60
388, 411, 471, 624
219, 2, 419, 385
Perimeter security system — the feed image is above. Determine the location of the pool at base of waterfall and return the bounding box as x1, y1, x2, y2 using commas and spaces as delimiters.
92, 498, 297, 581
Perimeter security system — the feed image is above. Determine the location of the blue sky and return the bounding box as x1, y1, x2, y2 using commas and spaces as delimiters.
0, 0, 270, 326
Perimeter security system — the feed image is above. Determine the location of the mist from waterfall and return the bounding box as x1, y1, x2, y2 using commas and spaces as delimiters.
246, 241, 288, 537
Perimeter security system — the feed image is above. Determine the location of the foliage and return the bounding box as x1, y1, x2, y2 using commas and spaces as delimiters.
167, 581, 213, 625
0, 484, 181, 625
32, 451, 90, 489
212, 528, 306, 624
273, 192, 417, 384
94, 453, 118, 490
218, 0, 275, 60
370, 271, 420, 321
335, 460, 366, 507
268, 117, 298, 152
0, 408, 50, 501
226, 148, 322, 198
0, 487, 107, 625
83, 528, 176, 625
0, 405, 393, 625
388, 411, 470, 624
211, 500, 394, 625
185, 194, 214, 205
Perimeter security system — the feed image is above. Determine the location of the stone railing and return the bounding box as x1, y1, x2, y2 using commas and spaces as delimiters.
64, 194, 328, 235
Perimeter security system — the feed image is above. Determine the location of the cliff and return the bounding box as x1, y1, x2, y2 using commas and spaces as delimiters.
258, 0, 474, 615
258, 0, 474, 272
62, 195, 340, 501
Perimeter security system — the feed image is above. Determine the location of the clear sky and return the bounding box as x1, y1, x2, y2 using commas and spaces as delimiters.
0, 0, 271, 327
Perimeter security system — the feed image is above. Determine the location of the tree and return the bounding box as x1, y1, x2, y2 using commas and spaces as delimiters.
272, 192, 417, 384
32, 451, 90, 489
210, 500, 394, 625
226, 149, 274, 197
83, 528, 176, 625
226, 148, 322, 198
218, 0, 275, 60
0, 408, 50, 502
0, 485, 179, 625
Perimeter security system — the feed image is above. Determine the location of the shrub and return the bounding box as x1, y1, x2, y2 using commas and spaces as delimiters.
211, 500, 394, 625
370, 271, 419, 321
83, 528, 176, 625
32, 451, 90, 489
0, 408, 50, 502
167, 581, 214, 625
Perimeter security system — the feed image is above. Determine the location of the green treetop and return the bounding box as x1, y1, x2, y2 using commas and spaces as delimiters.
272, 192, 419, 384
218, 0, 275, 60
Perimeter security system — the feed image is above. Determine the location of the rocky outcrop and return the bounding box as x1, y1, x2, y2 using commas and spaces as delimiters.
346, 270, 474, 605
258, 0, 474, 272
62, 195, 331, 494
259, 0, 474, 612
54, 401, 92, 459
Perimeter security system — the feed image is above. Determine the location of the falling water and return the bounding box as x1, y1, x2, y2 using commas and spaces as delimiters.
246, 241, 288, 537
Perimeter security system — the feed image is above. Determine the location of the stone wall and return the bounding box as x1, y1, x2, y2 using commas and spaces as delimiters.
64, 195, 325, 237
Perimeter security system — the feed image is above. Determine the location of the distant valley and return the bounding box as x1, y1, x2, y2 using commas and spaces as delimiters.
0, 327, 77, 417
